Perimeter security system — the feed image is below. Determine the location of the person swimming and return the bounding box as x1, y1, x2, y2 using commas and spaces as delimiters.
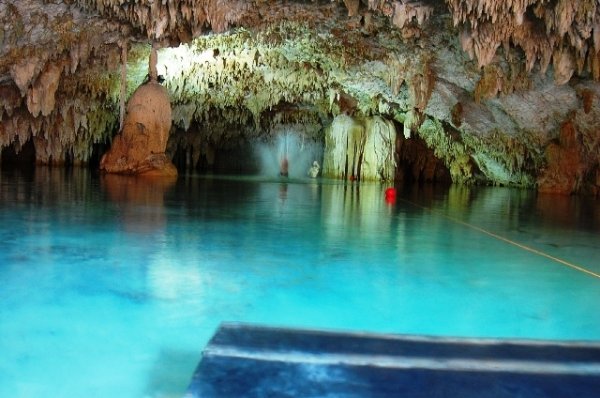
308, 161, 320, 178
280, 156, 289, 177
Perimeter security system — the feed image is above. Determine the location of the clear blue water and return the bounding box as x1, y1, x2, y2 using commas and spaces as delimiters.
1, 168, 599, 397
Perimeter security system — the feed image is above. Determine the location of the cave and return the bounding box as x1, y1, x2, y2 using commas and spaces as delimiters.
394, 121, 452, 184
1, 1, 600, 397
1, 138, 36, 169
1, 0, 598, 193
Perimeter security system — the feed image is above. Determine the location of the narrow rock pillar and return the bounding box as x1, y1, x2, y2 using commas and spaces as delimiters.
119, 40, 128, 131
149, 41, 159, 82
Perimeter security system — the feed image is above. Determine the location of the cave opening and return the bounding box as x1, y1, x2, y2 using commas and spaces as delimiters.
89, 141, 111, 170
393, 122, 451, 185
1, 139, 36, 171
171, 139, 262, 175
170, 128, 326, 178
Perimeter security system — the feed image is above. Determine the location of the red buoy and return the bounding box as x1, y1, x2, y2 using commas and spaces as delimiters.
385, 187, 396, 204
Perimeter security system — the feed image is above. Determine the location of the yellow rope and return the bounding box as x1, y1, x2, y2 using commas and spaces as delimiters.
398, 197, 600, 280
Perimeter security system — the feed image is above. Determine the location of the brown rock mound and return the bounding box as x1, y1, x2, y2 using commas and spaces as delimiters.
538, 117, 600, 197
100, 82, 177, 177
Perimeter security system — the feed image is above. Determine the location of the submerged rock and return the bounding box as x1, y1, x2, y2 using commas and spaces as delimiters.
100, 81, 177, 177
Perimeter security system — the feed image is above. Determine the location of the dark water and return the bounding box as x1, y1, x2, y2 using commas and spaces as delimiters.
1, 168, 599, 397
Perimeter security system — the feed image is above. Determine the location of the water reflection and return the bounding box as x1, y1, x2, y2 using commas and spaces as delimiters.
396, 184, 600, 274
536, 191, 600, 230
2, 170, 597, 238
0, 166, 94, 208
321, 183, 395, 243
2, 171, 600, 398
394, 183, 600, 232
100, 174, 176, 234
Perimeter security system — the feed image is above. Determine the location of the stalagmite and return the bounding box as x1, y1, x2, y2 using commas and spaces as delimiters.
100, 43, 177, 177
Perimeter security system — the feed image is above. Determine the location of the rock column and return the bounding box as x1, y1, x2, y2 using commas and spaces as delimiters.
100, 44, 177, 177
323, 115, 396, 181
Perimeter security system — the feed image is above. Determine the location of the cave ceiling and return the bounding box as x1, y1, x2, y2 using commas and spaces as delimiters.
1, 0, 599, 194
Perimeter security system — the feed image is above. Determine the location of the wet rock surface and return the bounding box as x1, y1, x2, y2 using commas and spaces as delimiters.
100, 82, 177, 176
1, 1, 599, 194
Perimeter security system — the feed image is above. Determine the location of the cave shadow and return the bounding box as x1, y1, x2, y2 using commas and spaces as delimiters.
1, 138, 36, 172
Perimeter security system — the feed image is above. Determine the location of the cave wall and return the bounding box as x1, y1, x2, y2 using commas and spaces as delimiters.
0, 1, 132, 165
1, 0, 599, 195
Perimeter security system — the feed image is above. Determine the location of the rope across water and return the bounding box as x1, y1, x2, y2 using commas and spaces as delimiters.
397, 197, 600, 281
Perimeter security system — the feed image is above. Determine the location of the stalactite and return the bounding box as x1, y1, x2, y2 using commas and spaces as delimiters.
149, 42, 158, 82
391, 1, 434, 29
364, 0, 434, 31
26, 61, 64, 118
10, 59, 41, 97
363, 116, 397, 181
0, 84, 22, 120
473, 62, 532, 102
100, 78, 176, 176
119, 41, 128, 131
343, 0, 360, 17
323, 114, 396, 181
1, 0, 598, 193
323, 115, 360, 179
159, 22, 349, 138
446, 0, 600, 84
74, 0, 253, 40
0, 0, 135, 165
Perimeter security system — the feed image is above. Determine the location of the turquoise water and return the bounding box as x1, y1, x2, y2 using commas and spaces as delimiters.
1, 168, 599, 397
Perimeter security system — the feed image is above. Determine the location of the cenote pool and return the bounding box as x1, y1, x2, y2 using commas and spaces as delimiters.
1, 168, 599, 397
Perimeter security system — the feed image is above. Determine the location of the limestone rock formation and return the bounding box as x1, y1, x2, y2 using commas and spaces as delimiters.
1, 0, 600, 195
323, 115, 396, 181
538, 109, 600, 196
100, 82, 177, 176
447, 0, 600, 82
